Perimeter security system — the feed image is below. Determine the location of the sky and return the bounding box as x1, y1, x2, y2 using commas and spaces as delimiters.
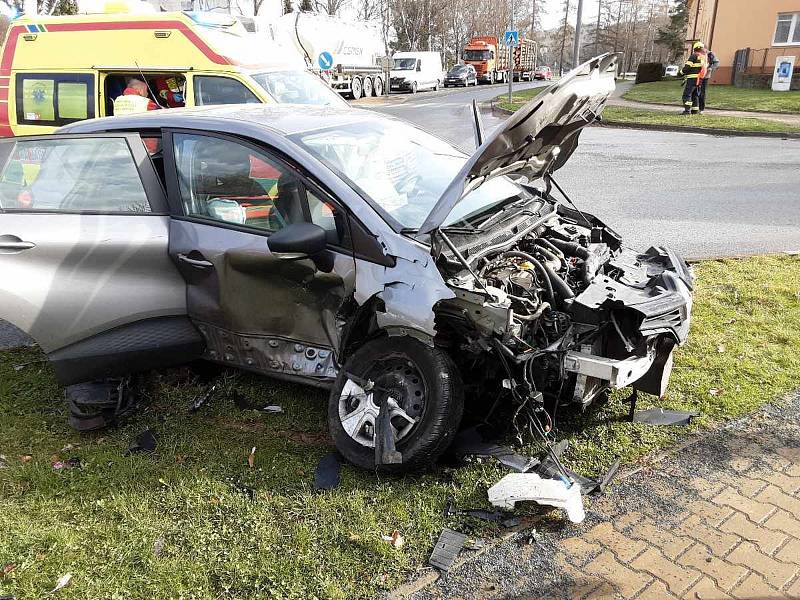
538, 0, 602, 32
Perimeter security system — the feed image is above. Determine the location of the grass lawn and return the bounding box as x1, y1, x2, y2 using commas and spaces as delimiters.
496, 88, 800, 134
623, 80, 800, 114
2, 255, 800, 599
601, 106, 800, 134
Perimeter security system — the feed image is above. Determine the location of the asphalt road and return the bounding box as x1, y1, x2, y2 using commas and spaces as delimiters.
367, 82, 800, 259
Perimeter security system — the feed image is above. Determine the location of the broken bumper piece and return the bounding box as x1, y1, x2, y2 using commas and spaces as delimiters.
488, 472, 586, 524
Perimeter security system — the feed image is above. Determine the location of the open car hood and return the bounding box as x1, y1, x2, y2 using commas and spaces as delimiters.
418, 53, 617, 235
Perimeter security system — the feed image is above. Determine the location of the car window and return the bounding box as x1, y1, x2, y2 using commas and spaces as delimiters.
193, 76, 259, 106
0, 137, 150, 213
172, 133, 347, 244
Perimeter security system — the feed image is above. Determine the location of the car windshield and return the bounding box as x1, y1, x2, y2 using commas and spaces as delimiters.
464, 50, 491, 61
448, 66, 469, 75
393, 58, 417, 70
252, 71, 346, 106
293, 119, 527, 230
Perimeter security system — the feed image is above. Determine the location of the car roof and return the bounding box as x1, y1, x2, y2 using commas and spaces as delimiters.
60, 104, 386, 136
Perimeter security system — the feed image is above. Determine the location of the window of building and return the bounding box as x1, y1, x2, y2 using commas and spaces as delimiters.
774, 13, 800, 45
15, 73, 94, 126
0, 138, 150, 213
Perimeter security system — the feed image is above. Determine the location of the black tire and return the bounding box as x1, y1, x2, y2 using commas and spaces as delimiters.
363, 76, 373, 98
328, 336, 464, 473
410, 81, 418, 94
373, 75, 384, 96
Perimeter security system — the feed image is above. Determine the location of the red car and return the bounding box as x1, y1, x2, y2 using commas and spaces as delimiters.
534, 66, 553, 80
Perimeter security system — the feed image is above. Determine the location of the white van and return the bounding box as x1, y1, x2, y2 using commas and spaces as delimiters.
390, 51, 443, 93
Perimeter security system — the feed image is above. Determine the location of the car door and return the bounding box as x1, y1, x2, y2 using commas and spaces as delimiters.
162, 129, 357, 386
0, 133, 203, 385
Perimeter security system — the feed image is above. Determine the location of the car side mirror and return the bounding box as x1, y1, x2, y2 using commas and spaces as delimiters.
416, 63, 422, 72
267, 222, 327, 260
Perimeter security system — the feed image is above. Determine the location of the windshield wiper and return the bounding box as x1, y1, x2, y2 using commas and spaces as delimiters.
440, 225, 484, 234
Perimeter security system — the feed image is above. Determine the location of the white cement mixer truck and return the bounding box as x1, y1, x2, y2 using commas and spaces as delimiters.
255, 12, 387, 99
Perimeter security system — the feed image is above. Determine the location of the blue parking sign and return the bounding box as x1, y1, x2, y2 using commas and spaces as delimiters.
318, 51, 333, 70
504, 30, 519, 47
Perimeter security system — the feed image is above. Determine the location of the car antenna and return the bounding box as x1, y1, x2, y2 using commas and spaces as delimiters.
133, 60, 164, 109
471, 99, 484, 147
546, 172, 592, 227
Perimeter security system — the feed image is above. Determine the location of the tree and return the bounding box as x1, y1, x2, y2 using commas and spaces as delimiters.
314, 0, 349, 15
299, 0, 312, 11
656, 0, 688, 62
283, 0, 293, 12
557, 0, 571, 75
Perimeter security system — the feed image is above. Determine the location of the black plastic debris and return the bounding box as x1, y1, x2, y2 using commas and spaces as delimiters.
66, 379, 137, 432
374, 400, 402, 466
314, 452, 341, 491
633, 408, 698, 426
231, 390, 249, 410
189, 384, 217, 413
429, 528, 467, 572
125, 428, 157, 456
450, 427, 540, 472
534, 441, 619, 496
443, 497, 520, 528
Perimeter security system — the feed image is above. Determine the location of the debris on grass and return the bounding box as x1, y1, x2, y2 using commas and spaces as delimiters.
487, 473, 586, 523
153, 536, 165, 557
633, 408, 698, 426
49, 573, 72, 593
124, 429, 157, 456
1, 564, 16, 577
189, 383, 218, 413
428, 528, 467, 571
449, 427, 540, 472
313, 452, 340, 491
247, 446, 256, 469
381, 530, 405, 549
260, 405, 283, 414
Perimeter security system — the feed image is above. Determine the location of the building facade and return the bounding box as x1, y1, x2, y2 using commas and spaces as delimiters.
686, 0, 800, 86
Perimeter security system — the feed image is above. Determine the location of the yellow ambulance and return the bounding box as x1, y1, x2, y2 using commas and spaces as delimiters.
0, 9, 346, 137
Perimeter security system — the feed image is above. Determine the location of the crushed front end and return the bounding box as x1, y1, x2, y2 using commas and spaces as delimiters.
432, 193, 694, 419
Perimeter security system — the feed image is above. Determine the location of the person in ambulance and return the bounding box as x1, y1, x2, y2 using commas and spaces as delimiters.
112, 78, 159, 115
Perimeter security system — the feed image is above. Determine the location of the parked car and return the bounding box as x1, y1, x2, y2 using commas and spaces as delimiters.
0, 54, 693, 473
390, 51, 443, 93
664, 65, 680, 77
533, 66, 553, 80
444, 64, 478, 87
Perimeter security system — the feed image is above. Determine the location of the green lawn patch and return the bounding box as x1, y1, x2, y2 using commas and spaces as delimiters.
623, 80, 800, 114
601, 106, 800, 134
2, 255, 800, 598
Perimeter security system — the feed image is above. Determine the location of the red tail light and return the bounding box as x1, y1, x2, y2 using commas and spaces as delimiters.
16, 190, 32, 208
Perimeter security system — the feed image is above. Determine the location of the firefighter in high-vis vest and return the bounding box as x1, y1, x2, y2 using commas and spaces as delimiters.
112, 78, 159, 115
679, 41, 708, 115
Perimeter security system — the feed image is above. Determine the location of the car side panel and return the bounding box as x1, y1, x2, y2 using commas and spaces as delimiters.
0, 213, 188, 353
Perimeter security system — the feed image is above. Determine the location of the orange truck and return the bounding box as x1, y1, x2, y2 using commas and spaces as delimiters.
462, 35, 536, 84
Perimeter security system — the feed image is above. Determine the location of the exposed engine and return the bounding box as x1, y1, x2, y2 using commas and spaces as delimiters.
434, 199, 694, 424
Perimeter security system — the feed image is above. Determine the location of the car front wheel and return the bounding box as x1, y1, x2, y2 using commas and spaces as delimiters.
328, 336, 464, 472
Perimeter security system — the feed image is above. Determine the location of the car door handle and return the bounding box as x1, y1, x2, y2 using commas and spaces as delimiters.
178, 253, 213, 269
0, 235, 36, 253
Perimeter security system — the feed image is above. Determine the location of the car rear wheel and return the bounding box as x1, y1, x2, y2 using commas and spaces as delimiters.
328, 336, 464, 472
410, 81, 418, 94
351, 77, 363, 100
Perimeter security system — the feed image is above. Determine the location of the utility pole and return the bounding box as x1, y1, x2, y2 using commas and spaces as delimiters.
572, 0, 584, 67
507, 0, 514, 104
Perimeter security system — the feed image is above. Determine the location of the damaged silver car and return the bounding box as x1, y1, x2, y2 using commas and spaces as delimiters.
0, 54, 692, 471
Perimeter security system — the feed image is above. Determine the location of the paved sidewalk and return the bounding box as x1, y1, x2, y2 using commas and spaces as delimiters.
394, 393, 800, 599
609, 81, 800, 128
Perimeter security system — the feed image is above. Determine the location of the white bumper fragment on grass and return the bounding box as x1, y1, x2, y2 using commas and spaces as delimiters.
487, 472, 586, 523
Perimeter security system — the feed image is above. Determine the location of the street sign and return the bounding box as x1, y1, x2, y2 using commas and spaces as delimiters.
504, 30, 519, 47
318, 51, 333, 71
